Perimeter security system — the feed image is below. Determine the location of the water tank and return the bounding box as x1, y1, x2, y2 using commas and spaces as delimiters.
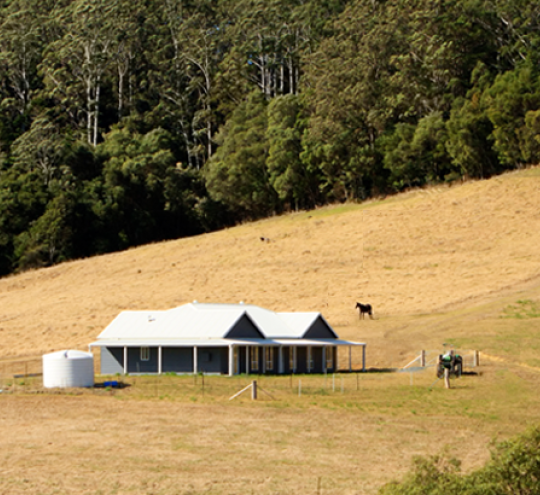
42, 350, 94, 388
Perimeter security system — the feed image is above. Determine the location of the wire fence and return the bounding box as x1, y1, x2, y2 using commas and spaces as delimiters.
0, 365, 422, 399
0, 348, 480, 398
401, 349, 480, 370
0, 356, 42, 391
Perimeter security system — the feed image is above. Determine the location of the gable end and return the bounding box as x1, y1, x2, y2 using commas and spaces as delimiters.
303, 316, 338, 339
225, 313, 265, 339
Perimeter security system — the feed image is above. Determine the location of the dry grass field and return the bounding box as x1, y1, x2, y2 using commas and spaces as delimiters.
1, 166, 540, 494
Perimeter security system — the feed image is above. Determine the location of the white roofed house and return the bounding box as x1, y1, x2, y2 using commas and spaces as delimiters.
89, 302, 366, 376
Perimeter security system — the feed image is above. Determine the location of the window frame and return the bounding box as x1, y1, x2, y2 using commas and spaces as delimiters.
265, 347, 274, 371
307, 347, 314, 372
250, 347, 259, 371
140, 347, 150, 361
326, 346, 334, 370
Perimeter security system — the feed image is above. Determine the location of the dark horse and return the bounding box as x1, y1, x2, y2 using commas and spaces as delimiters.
355, 302, 373, 319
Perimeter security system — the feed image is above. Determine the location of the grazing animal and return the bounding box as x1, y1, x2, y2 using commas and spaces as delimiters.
260, 236, 271, 243
355, 302, 373, 319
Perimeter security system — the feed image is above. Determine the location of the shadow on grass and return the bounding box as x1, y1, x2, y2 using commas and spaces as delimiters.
361, 367, 399, 373
94, 380, 131, 389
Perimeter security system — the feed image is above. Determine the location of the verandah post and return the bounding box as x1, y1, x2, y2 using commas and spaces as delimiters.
362, 345, 366, 372
228, 345, 234, 377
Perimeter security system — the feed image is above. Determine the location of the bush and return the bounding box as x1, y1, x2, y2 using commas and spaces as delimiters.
379, 426, 540, 495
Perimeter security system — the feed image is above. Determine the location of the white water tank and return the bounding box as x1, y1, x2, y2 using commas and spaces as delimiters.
42, 350, 94, 388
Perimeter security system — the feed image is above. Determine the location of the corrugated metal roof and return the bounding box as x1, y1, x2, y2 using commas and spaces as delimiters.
277, 312, 318, 335
97, 305, 246, 340
161, 304, 247, 339
189, 303, 326, 338
90, 338, 365, 348
276, 312, 339, 338
95, 302, 358, 343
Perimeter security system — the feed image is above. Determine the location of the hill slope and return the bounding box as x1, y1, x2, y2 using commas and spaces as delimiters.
1, 167, 540, 366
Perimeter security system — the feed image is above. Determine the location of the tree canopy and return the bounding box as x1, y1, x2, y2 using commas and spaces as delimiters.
1, 0, 540, 274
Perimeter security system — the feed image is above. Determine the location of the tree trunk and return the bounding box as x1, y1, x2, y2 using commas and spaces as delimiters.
93, 75, 101, 147
86, 76, 93, 145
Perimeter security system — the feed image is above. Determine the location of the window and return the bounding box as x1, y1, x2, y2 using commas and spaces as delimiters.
289, 346, 296, 372
326, 346, 334, 370
250, 347, 259, 371
140, 347, 150, 361
307, 347, 314, 372
265, 347, 274, 371
233, 347, 239, 374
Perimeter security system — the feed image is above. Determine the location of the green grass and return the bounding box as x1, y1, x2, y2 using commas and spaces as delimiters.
501, 299, 540, 319
7, 369, 532, 427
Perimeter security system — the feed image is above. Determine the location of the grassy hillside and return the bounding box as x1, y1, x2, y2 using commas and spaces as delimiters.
1, 167, 540, 495
1, 166, 540, 366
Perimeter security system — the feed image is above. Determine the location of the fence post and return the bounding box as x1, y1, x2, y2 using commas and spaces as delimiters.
420, 350, 426, 367
473, 350, 480, 367
251, 380, 257, 400
444, 368, 451, 389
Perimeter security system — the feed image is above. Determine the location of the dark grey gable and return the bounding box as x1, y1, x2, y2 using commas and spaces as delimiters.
225, 313, 265, 339
303, 316, 338, 339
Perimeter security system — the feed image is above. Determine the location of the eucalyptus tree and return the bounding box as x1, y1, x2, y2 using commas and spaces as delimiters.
385, 0, 499, 119
41, 0, 117, 147
445, 63, 499, 179
13, 192, 75, 269
0, 0, 56, 148
97, 125, 203, 248
484, 61, 540, 167
178, 0, 222, 162
147, 0, 222, 169
218, 0, 336, 102
109, 0, 146, 121
302, 0, 405, 200
205, 92, 277, 218
485, 0, 540, 69
0, 164, 49, 274
0, 0, 47, 120
266, 94, 318, 209
221, 0, 282, 98
10, 117, 68, 187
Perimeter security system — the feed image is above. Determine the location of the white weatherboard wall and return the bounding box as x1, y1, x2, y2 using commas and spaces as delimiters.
43, 350, 94, 388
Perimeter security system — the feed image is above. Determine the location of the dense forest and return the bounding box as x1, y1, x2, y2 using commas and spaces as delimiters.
1, 0, 540, 275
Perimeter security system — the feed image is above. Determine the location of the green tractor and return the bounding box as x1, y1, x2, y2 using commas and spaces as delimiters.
436, 351, 463, 379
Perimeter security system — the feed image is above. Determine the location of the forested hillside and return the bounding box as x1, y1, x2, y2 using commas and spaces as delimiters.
1, 0, 539, 276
